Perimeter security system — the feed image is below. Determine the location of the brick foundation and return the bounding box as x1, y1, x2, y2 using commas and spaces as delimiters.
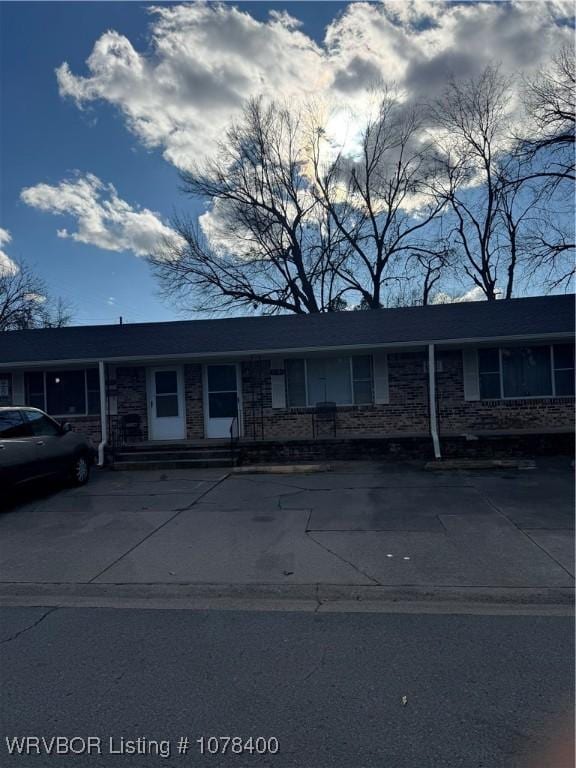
237, 432, 574, 464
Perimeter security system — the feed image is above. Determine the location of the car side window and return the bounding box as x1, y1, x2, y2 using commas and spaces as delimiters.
0, 410, 31, 438
24, 410, 61, 437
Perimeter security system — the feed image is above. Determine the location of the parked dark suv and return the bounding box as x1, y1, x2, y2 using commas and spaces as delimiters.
0, 407, 96, 490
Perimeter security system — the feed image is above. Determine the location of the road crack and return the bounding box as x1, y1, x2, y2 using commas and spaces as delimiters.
306, 532, 381, 585
302, 645, 328, 682
0, 606, 59, 645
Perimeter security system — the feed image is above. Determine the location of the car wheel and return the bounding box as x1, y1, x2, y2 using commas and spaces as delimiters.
70, 453, 90, 486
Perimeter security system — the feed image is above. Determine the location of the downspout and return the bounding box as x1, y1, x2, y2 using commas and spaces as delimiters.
428, 344, 442, 460
97, 360, 108, 467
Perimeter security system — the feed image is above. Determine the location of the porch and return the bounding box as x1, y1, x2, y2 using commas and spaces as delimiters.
106, 431, 574, 471
3, 339, 574, 468
110, 439, 237, 471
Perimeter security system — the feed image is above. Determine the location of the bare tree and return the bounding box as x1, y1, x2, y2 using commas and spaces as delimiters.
310, 90, 447, 309
41, 296, 74, 328
150, 93, 455, 315
516, 46, 575, 187
510, 47, 575, 288
520, 205, 575, 291
0, 263, 73, 331
410, 246, 453, 305
149, 100, 350, 314
430, 67, 530, 300
150, 72, 572, 315
493, 153, 558, 299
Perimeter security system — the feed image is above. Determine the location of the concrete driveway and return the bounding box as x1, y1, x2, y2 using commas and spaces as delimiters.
0, 460, 573, 599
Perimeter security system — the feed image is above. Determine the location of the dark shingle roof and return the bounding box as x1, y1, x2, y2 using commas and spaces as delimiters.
0, 294, 573, 365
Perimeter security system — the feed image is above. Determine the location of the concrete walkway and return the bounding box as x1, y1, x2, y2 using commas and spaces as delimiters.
0, 460, 573, 608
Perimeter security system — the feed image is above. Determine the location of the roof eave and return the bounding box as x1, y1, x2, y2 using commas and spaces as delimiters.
0, 331, 573, 368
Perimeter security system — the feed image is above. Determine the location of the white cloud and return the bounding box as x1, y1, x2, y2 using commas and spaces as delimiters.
55, 2, 572, 171
24, 292, 46, 304
0, 228, 19, 276
56, 4, 326, 169
433, 286, 503, 304
20, 173, 183, 257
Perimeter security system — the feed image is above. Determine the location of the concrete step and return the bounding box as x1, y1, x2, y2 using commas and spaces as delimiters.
117, 441, 230, 452
114, 449, 233, 461
111, 458, 235, 471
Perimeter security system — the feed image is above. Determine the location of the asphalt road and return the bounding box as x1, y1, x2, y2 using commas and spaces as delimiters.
1, 607, 573, 768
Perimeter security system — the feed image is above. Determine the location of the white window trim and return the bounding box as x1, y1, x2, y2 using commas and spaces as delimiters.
25, 369, 101, 417
479, 344, 574, 401
287, 355, 375, 408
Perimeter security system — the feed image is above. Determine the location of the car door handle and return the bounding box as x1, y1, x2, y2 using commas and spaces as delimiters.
35, 440, 45, 446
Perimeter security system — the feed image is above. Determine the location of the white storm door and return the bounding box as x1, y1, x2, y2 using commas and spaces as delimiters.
204, 364, 240, 439
147, 367, 186, 440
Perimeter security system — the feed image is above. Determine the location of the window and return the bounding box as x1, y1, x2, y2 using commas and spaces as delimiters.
307, 357, 352, 405
154, 370, 179, 417
24, 369, 100, 415
24, 410, 61, 437
0, 410, 30, 438
478, 349, 501, 399
502, 347, 552, 398
47, 370, 86, 415
0, 374, 11, 406
553, 344, 575, 396
207, 366, 236, 391
206, 365, 237, 418
208, 393, 237, 418
25, 372, 45, 410
478, 344, 574, 399
87, 369, 101, 414
286, 359, 306, 407
352, 356, 373, 405
286, 355, 374, 407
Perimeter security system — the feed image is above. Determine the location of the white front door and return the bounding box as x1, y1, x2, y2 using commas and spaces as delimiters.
147, 367, 186, 441
204, 364, 241, 439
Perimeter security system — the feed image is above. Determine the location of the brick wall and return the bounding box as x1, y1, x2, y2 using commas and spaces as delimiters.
12, 347, 570, 449
65, 415, 103, 444
240, 353, 430, 440
436, 350, 574, 435
241, 359, 271, 439
65, 366, 147, 446
116, 366, 148, 441
184, 364, 204, 439
114, 365, 205, 441
239, 350, 573, 441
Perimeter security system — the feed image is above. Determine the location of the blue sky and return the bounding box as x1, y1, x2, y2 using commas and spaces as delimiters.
1, 3, 172, 322
1, 2, 350, 324
0, 1, 572, 325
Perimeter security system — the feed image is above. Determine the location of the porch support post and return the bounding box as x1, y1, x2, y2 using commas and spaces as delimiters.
97, 360, 108, 467
428, 344, 441, 460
